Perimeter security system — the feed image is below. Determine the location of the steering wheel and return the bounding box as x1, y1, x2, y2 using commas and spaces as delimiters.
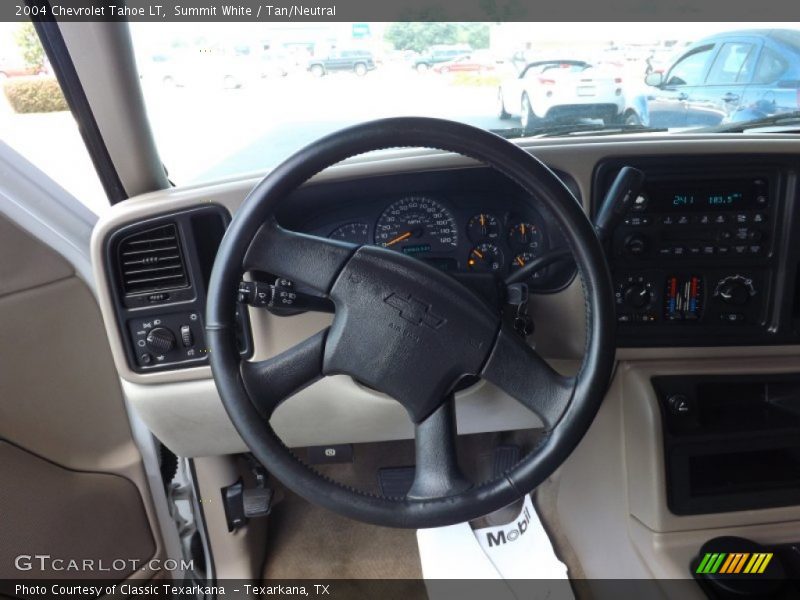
206, 117, 615, 529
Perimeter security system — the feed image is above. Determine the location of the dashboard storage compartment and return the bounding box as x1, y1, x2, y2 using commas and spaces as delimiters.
654, 375, 800, 515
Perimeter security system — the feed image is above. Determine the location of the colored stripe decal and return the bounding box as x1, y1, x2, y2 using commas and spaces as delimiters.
758, 554, 773, 574
719, 554, 736, 574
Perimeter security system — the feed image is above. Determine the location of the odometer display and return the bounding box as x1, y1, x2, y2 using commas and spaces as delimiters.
374, 196, 458, 252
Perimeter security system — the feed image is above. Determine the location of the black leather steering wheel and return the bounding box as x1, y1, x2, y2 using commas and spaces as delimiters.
206, 117, 615, 528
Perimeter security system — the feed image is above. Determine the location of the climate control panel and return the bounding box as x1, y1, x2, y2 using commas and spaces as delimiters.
615, 270, 766, 331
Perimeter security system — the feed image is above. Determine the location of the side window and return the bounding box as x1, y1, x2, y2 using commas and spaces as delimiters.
753, 47, 789, 84
1, 22, 107, 214
666, 45, 715, 86
706, 42, 756, 84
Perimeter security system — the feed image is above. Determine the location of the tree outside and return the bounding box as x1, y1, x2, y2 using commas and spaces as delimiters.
13, 22, 45, 71
385, 23, 490, 53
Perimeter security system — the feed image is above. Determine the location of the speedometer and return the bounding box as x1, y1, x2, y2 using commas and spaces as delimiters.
374, 196, 458, 253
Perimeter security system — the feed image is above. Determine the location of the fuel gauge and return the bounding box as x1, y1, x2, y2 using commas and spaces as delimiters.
467, 243, 504, 272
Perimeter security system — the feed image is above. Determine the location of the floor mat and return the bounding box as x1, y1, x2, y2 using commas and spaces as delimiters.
263, 487, 423, 579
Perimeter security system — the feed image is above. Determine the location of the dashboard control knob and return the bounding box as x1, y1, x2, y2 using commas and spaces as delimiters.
146, 327, 176, 353
624, 283, 652, 309
624, 233, 648, 256
714, 275, 755, 306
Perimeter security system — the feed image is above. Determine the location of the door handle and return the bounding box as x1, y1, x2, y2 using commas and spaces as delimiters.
677, 92, 689, 101
723, 92, 740, 103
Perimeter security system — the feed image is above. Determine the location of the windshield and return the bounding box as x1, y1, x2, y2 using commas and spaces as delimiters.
128, 22, 800, 185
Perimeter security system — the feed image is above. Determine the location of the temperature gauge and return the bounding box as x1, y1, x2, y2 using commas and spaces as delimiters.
467, 243, 504, 272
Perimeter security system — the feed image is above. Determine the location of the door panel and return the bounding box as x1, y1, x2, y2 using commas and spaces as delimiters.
0, 216, 163, 578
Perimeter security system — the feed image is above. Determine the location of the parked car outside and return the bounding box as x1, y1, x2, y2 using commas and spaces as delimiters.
433, 51, 497, 74
0, 60, 48, 79
308, 49, 376, 77
139, 46, 255, 89
497, 60, 629, 130
644, 29, 800, 128
412, 45, 472, 72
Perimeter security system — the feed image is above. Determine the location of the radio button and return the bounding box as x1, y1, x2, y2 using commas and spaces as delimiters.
756, 195, 768, 206
661, 215, 675, 225
753, 212, 768, 224
624, 215, 651, 226
735, 213, 748, 224
720, 312, 746, 324
688, 244, 701, 255
696, 214, 711, 225
702, 245, 715, 255
718, 230, 733, 242
713, 214, 728, 224
716, 245, 730, 255
672, 245, 686, 256
677, 215, 691, 225
733, 245, 748, 255
747, 230, 763, 242
748, 245, 763, 255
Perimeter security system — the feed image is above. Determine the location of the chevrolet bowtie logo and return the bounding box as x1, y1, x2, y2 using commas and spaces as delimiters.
384, 293, 446, 330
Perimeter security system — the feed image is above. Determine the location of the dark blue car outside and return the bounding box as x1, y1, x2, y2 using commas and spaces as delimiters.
645, 29, 800, 128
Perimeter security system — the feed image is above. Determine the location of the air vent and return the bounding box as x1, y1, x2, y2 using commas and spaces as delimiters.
118, 223, 189, 296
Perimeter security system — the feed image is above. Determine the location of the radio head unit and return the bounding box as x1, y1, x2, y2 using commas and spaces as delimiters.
593, 157, 793, 347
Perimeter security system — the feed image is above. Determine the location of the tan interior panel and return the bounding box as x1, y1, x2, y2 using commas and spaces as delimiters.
0, 441, 155, 579
0, 218, 73, 298
0, 215, 164, 576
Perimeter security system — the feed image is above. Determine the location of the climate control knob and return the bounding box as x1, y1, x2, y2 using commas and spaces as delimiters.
145, 327, 176, 353
714, 275, 756, 305
624, 283, 652, 309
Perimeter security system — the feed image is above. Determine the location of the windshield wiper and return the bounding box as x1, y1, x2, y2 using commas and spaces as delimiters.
697, 111, 800, 133
490, 123, 666, 139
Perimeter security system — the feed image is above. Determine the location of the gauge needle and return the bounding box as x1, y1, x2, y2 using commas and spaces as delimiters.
384, 231, 412, 247
516, 256, 525, 267
472, 249, 484, 259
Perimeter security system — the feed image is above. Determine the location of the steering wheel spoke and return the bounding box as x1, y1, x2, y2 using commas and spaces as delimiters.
240, 329, 328, 419
244, 219, 356, 294
481, 326, 576, 429
407, 395, 472, 500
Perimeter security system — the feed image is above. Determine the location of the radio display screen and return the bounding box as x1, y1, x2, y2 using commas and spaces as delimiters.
650, 179, 765, 211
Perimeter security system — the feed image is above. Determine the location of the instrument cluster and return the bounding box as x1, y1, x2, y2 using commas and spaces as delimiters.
322, 194, 550, 281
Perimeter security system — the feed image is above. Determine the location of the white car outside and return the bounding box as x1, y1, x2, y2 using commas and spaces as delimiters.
498, 60, 627, 130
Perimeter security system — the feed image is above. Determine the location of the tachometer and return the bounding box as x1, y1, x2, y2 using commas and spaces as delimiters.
374, 196, 458, 253
329, 222, 370, 244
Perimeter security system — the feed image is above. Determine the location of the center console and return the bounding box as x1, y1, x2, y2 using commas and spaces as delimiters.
595, 157, 800, 347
